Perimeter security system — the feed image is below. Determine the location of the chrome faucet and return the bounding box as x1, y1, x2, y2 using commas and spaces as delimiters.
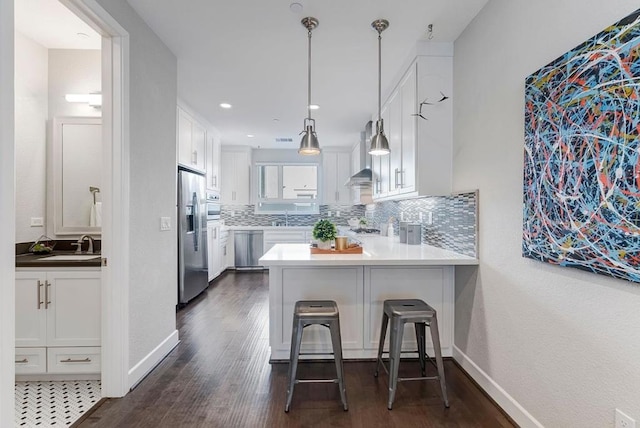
73, 235, 95, 254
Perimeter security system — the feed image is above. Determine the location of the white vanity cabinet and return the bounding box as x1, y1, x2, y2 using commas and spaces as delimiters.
15, 269, 101, 375
221, 147, 251, 204
178, 106, 207, 172
322, 149, 352, 205
372, 49, 453, 201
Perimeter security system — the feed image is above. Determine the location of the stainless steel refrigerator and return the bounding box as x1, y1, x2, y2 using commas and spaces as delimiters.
178, 167, 208, 305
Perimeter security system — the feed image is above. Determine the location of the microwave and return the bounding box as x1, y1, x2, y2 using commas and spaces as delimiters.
206, 192, 221, 220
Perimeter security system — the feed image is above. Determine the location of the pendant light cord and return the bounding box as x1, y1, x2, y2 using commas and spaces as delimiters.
308, 28, 312, 120
377, 31, 382, 122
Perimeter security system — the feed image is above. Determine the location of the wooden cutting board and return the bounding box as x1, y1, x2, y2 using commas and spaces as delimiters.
310, 244, 363, 254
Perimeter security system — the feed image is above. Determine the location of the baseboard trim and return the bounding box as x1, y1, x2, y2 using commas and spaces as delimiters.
128, 330, 179, 390
452, 345, 543, 428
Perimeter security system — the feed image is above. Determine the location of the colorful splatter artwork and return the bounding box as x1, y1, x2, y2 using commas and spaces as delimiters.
523, 9, 640, 283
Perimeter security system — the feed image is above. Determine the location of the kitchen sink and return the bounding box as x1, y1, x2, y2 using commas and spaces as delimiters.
39, 255, 101, 261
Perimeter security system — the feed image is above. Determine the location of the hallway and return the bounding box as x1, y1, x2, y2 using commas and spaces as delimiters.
78, 271, 513, 427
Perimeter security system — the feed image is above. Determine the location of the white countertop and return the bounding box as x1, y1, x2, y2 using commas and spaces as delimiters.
259, 234, 478, 266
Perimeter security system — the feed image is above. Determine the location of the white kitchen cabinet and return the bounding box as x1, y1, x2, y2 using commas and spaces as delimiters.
364, 266, 451, 353
263, 229, 311, 254
206, 132, 220, 191
207, 221, 221, 281
271, 266, 364, 355
322, 149, 351, 205
219, 227, 229, 272
177, 107, 206, 172
372, 52, 452, 201
15, 269, 101, 375
221, 147, 251, 204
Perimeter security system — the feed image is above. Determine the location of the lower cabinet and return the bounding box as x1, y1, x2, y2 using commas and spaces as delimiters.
207, 221, 221, 281
15, 269, 101, 375
263, 229, 311, 254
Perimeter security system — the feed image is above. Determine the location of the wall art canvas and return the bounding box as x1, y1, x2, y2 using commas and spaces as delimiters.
523, 9, 640, 283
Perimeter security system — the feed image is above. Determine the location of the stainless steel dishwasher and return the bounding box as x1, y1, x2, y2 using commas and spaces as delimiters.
234, 230, 264, 270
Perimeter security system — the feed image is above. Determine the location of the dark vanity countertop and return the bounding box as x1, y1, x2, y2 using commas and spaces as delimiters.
16, 252, 102, 268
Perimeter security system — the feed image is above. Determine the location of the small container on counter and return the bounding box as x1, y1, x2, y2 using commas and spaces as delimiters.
335, 236, 348, 251
399, 221, 409, 243
406, 223, 422, 245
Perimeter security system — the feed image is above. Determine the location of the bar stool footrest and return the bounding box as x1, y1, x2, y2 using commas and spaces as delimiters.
295, 379, 339, 384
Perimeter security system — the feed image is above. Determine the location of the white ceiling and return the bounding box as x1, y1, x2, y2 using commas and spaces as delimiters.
126, 0, 488, 149
15, 0, 101, 49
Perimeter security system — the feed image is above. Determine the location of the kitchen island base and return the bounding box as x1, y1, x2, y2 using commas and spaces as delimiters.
268, 265, 454, 361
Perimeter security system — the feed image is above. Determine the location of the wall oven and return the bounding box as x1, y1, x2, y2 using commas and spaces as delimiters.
206, 191, 221, 220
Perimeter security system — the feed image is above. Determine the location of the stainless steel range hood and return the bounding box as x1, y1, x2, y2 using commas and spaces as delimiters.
345, 121, 373, 187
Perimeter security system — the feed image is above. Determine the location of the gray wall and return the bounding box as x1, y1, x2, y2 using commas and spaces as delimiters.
95, 0, 178, 371
453, 1, 640, 426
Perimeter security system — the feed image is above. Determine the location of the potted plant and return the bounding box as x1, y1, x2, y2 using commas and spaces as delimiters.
312, 219, 337, 249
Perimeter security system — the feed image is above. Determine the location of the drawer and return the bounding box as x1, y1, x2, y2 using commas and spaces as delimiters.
263, 230, 307, 242
15, 348, 47, 374
47, 347, 101, 374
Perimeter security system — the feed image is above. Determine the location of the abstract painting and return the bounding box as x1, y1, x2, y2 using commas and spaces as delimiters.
523, 9, 640, 283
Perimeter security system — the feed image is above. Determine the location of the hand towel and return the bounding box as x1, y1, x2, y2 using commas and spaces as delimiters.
90, 202, 102, 227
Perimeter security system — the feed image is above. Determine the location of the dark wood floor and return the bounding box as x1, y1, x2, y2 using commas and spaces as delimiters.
78, 271, 514, 428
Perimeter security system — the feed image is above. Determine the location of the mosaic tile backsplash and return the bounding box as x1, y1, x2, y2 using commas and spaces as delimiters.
221, 191, 478, 257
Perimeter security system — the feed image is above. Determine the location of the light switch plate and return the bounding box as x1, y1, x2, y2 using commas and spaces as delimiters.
160, 217, 171, 231
616, 409, 636, 428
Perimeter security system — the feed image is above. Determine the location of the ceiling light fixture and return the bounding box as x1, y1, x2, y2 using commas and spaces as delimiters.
65, 92, 102, 108
247, 134, 255, 138
369, 19, 390, 156
219, 103, 232, 109
298, 17, 321, 156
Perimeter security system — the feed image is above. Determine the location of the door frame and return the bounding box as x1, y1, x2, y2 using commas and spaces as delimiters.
1, 3, 131, 426
61, 0, 131, 398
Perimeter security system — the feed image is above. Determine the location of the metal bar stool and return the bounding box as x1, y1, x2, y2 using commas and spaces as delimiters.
374, 299, 449, 410
285, 300, 348, 412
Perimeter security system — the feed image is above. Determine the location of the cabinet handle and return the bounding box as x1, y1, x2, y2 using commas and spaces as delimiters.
400, 169, 405, 187
45, 280, 51, 309
335, 191, 339, 201
213, 175, 217, 187
232, 191, 236, 201
15, 358, 28, 364
192, 150, 198, 165
60, 358, 92, 363
395, 168, 400, 189
37, 280, 43, 309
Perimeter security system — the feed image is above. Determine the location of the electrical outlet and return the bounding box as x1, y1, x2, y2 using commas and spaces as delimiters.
419, 212, 423, 222
160, 217, 171, 231
336, 211, 340, 217
400, 211, 404, 221
327, 211, 332, 217
231, 211, 235, 217
426, 212, 433, 225
616, 409, 636, 428
30, 217, 44, 227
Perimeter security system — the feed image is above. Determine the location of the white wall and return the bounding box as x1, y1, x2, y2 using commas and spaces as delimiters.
94, 0, 178, 377
48, 49, 101, 118
0, 0, 15, 425
14, 32, 47, 243
453, 1, 640, 427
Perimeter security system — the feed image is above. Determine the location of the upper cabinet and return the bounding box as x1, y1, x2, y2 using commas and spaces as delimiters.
221, 146, 251, 204
322, 149, 352, 205
372, 46, 452, 201
177, 106, 206, 172
206, 132, 220, 191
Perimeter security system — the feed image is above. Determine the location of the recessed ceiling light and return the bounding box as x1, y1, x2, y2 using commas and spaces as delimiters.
77, 32, 89, 39
247, 134, 254, 138
309, 104, 319, 110
219, 103, 232, 109
273, 118, 280, 122
290, 2, 303, 13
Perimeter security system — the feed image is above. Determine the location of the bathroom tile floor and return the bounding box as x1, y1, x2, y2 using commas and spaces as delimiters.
15, 380, 101, 427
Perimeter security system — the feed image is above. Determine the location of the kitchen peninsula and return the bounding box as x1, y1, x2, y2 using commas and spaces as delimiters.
259, 235, 478, 361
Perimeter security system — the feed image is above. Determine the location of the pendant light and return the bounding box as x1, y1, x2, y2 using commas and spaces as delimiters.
369, 19, 390, 156
298, 17, 321, 155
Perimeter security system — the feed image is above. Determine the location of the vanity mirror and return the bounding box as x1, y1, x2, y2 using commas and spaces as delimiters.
49, 117, 102, 236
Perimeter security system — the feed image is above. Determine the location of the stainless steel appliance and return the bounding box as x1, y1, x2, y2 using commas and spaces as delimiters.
399, 221, 409, 243
234, 230, 264, 270
178, 167, 208, 304
406, 223, 422, 245
206, 191, 221, 220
